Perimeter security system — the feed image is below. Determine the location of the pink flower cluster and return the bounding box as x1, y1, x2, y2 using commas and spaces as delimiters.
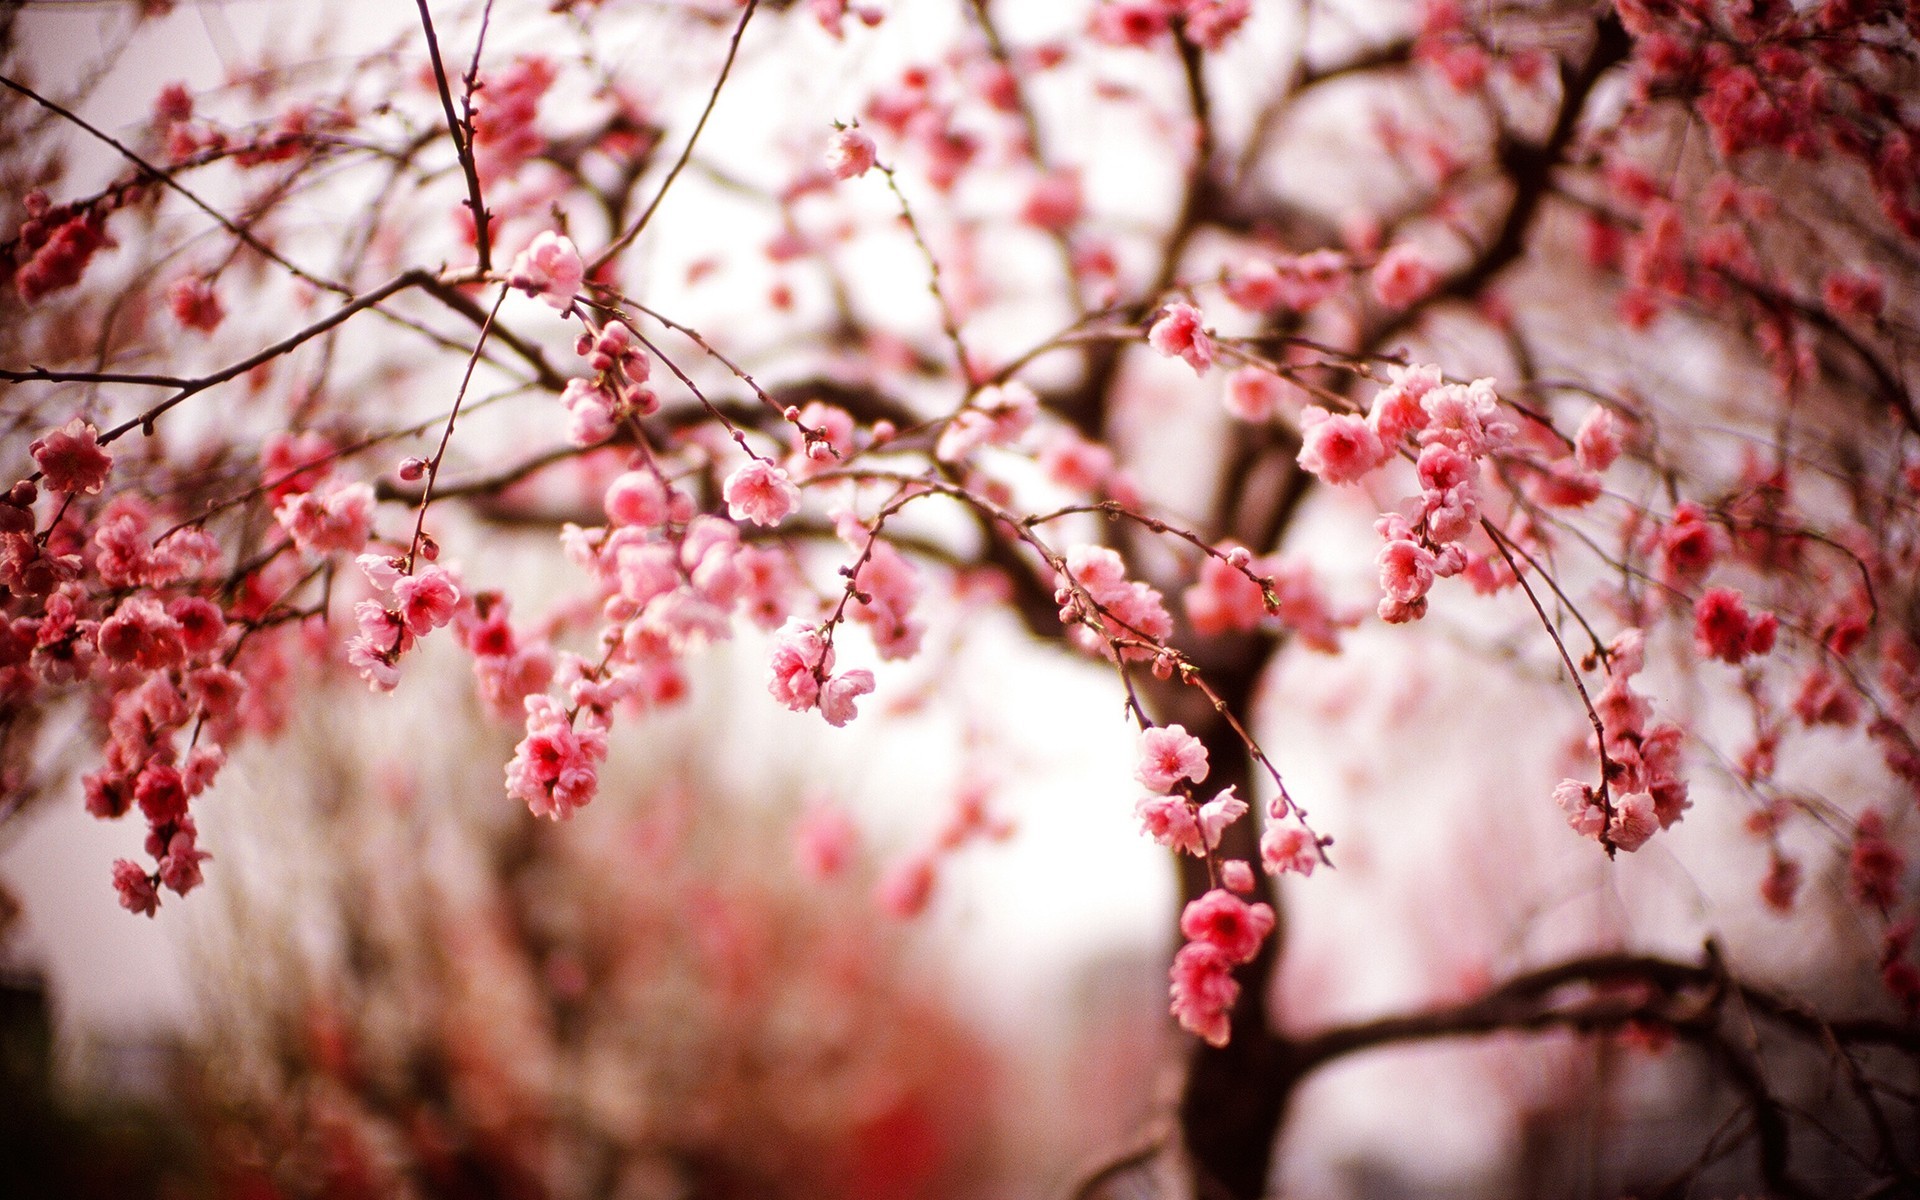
0, 481, 246, 916
1225, 250, 1349, 315
470, 56, 555, 185
1293, 366, 1536, 624
505, 690, 609, 820
1056, 544, 1174, 664
1132, 724, 1248, 859
561, 319, 657, 445
1554, 629, 1691, 852
1183, 544, 1356, 653
1693, 587, 1777, 665
1170, 888, 1274, 1046
1655, 501, 1724, 589
843, 527, 926, 661
1090, 0, 1251, 51
10, 192, 114, 304
276, 480, 375, 558
345, 555, 463, 691
453, 591, 555, 719
767, 620, 875, 727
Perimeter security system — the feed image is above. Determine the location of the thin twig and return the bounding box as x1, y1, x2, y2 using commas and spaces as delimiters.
591, 0, 759, 272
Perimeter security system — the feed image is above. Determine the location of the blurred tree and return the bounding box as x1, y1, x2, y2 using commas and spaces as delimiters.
2, 0, 1918, 1195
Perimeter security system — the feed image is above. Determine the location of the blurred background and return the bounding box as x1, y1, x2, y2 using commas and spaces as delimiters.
1, 2, 1914, 1199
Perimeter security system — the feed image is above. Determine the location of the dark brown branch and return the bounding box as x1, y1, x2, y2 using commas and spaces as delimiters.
415, 0, 492, 272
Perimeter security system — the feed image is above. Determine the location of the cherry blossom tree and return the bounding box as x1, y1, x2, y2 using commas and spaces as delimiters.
3, 0, 1919, 1195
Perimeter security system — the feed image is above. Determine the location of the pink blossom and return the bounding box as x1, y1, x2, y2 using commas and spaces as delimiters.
508, 231, 584, 310
603, 470, 669, 528
156, 825, 211, 896
1417, 442, 1480, 543
471, 56, 554, 183
505, 694, 605, 819
1091, 1, 1174, 47
795, 803, 860, 880
1822, 268, 1885, 320
1368, 364, 1440, 445
1275, 564, 1357, 651
259, 430, 334, 501
1169, 940, 1238, 1046
723, 459, 801, 527
1058, 545, 1174, 661
768, 620, 832, 712
357, 552, 404, 592
1419, 378, 1513, 457
583, 319, 649, 380
345, 602, 407, 691
1574, 405, 1622, 473
1037, 429, 1114, 493
1137, 723, 1209, 793
167, 274, 224, 333
1260, 823, 1319, 876
1148, 303, 1214, 374
825, 127, 878, 179
31, 418, 113, 495
1221, 859, 1255, 893
96, 597, 187, 670
1228, 250, 1348, 313
1694, 587, 1774, 665
1137, 794, 1205, 855
1761, 855, 1801, 912
811, 0, 849, 38
1223, 367, 1288, 422
394, 567, 462, 636
1196, 784, 1248, 850
1657, 502, 1722, 587
1372, 243, 1438, 308
92, 510, 157, 590
135, 762, 188, 824
1183, 0, 1253, 51
1181, 887, 1275, 964
15, 209, 110, 303
113, 859, 159, 917
1222, 259, 1287, 312
168, 597, 226, 656
1534, 460, 1603, 508
1376, 539, 1436, 609
276, 480, 375, 557
1554, 778, 1606, 840
1609, 791, 1659, 852
1185, 550, 1270, 637
1609, 627, 1647, 678
819, 668, 875, 727
1021, 170, 1082, 231
936, 382, 1037, 462
875, 852, 937, 918
1297, 408, 1386, 485
1849, 813, 1905, 910
849, 538, 925, 660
